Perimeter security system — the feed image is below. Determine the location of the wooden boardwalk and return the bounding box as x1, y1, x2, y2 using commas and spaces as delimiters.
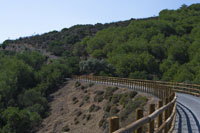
173, 93, 200, 133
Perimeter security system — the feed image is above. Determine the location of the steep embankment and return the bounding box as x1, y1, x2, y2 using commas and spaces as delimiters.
37, 81, 158, 133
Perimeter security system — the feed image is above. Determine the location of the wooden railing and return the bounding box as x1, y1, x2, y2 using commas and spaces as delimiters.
71, 75, 200, 133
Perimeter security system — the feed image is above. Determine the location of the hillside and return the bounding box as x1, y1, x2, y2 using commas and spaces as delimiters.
37, 81, 158, 133
1, 4, 200, 83
0, 19, 134, 57
0, 3, 200, 133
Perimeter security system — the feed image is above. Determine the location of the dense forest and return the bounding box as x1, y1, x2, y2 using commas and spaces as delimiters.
0, 3, 200, 133
0, 51, 79, 132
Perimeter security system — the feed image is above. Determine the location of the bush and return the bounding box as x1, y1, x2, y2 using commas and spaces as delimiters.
84, 90, 88, 93
119, 96, 148, 121
79, 102, 84, 107
62, 125, 70, 132
104, 103, 112, 112
134, 96, 148, 107
89, 104, 101, 112
88, 83, 94, 87
89, 104, 96, 112
86, 114, 91, 121
76, 110, 82, 117
94, 90, 104, 102
82, 114, 86, 120
104, 87, 118, 99
119, 91, 137, 106
95, 106, 101, 112
81, 85, 86, 90
75, 81, 81, 88
94, 95, 104, 103
129, 91, 138, 98
110, 106, 119, 115
119, 93, 131, 106
94, 90, 104, 95
74, 120, 79, 125
111, 94, 120, 104
84, 95, 90, 102
79, 58, 115, 75
72, 97, 79, 104
99, 118, 107, 128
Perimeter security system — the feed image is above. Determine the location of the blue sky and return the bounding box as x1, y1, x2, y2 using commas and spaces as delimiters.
0, 0, 199, 43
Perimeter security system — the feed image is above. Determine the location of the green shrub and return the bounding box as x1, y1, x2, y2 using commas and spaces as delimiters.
89, 104, 101, 112
111, 94, 120, 104
95, 90, 104, 95
104, 103, 112, 112
86, 114, 91, 121
129, 91, 138, 98
72, 97, 77, 101
94, 90, 104, 102
119, 96, 148, 121
110, 106, 119, 115
75, 81, 81, 88
89, 104, 96, 112
134, 96, 148, 107
99, 118, 107, 128
74, 117, 78, 125
84, 90, 88, 93
79, 102, 84, 107
74, 120, 79, 125
84, 95, 90, 102
94, 106, 101, 111
94, 95, 104, 103
119, 91, 138, 106
72, 97, 79, 104
104, 87, 118, 99
82, 114, 86, 120
119, 93, 131, 106
81, 85, 86, 90
76, 111, 82, 117
88, 83, 94, 87
62, 125, 70, 132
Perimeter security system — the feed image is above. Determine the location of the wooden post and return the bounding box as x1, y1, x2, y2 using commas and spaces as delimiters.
164, 98, 169, 133
148, 104, 155, 133
109, 116, 119, 133
168, 95, 172, 130
157, 101, 163, 128
135, 109, 143, 133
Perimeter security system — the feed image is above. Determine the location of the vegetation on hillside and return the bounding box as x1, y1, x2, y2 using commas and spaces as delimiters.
0, 51, 79, 133
1, 20, 133, 56
79, 4, 200, 83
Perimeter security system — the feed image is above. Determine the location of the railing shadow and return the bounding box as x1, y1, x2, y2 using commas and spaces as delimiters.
178, 102, 200, 132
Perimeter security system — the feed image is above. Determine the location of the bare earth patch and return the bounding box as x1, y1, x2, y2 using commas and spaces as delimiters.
36, 81, 159, 133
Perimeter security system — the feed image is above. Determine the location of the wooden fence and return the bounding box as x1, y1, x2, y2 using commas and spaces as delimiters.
72, 75, 199, 133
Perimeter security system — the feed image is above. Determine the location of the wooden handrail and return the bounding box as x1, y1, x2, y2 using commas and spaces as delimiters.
113, 95, 176, 133
72, 75, 200, 97
72, 75, 200, 133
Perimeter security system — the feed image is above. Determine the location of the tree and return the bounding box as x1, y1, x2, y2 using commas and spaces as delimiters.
129, 71, 147, 79
162, 62, 179, 81
168, 40, 189, 64
173, 64, 194, 82
79, 58, 114, 75
1, 107, 41, 133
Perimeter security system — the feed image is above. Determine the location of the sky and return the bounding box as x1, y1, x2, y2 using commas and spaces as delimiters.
0, 0, 200, 43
